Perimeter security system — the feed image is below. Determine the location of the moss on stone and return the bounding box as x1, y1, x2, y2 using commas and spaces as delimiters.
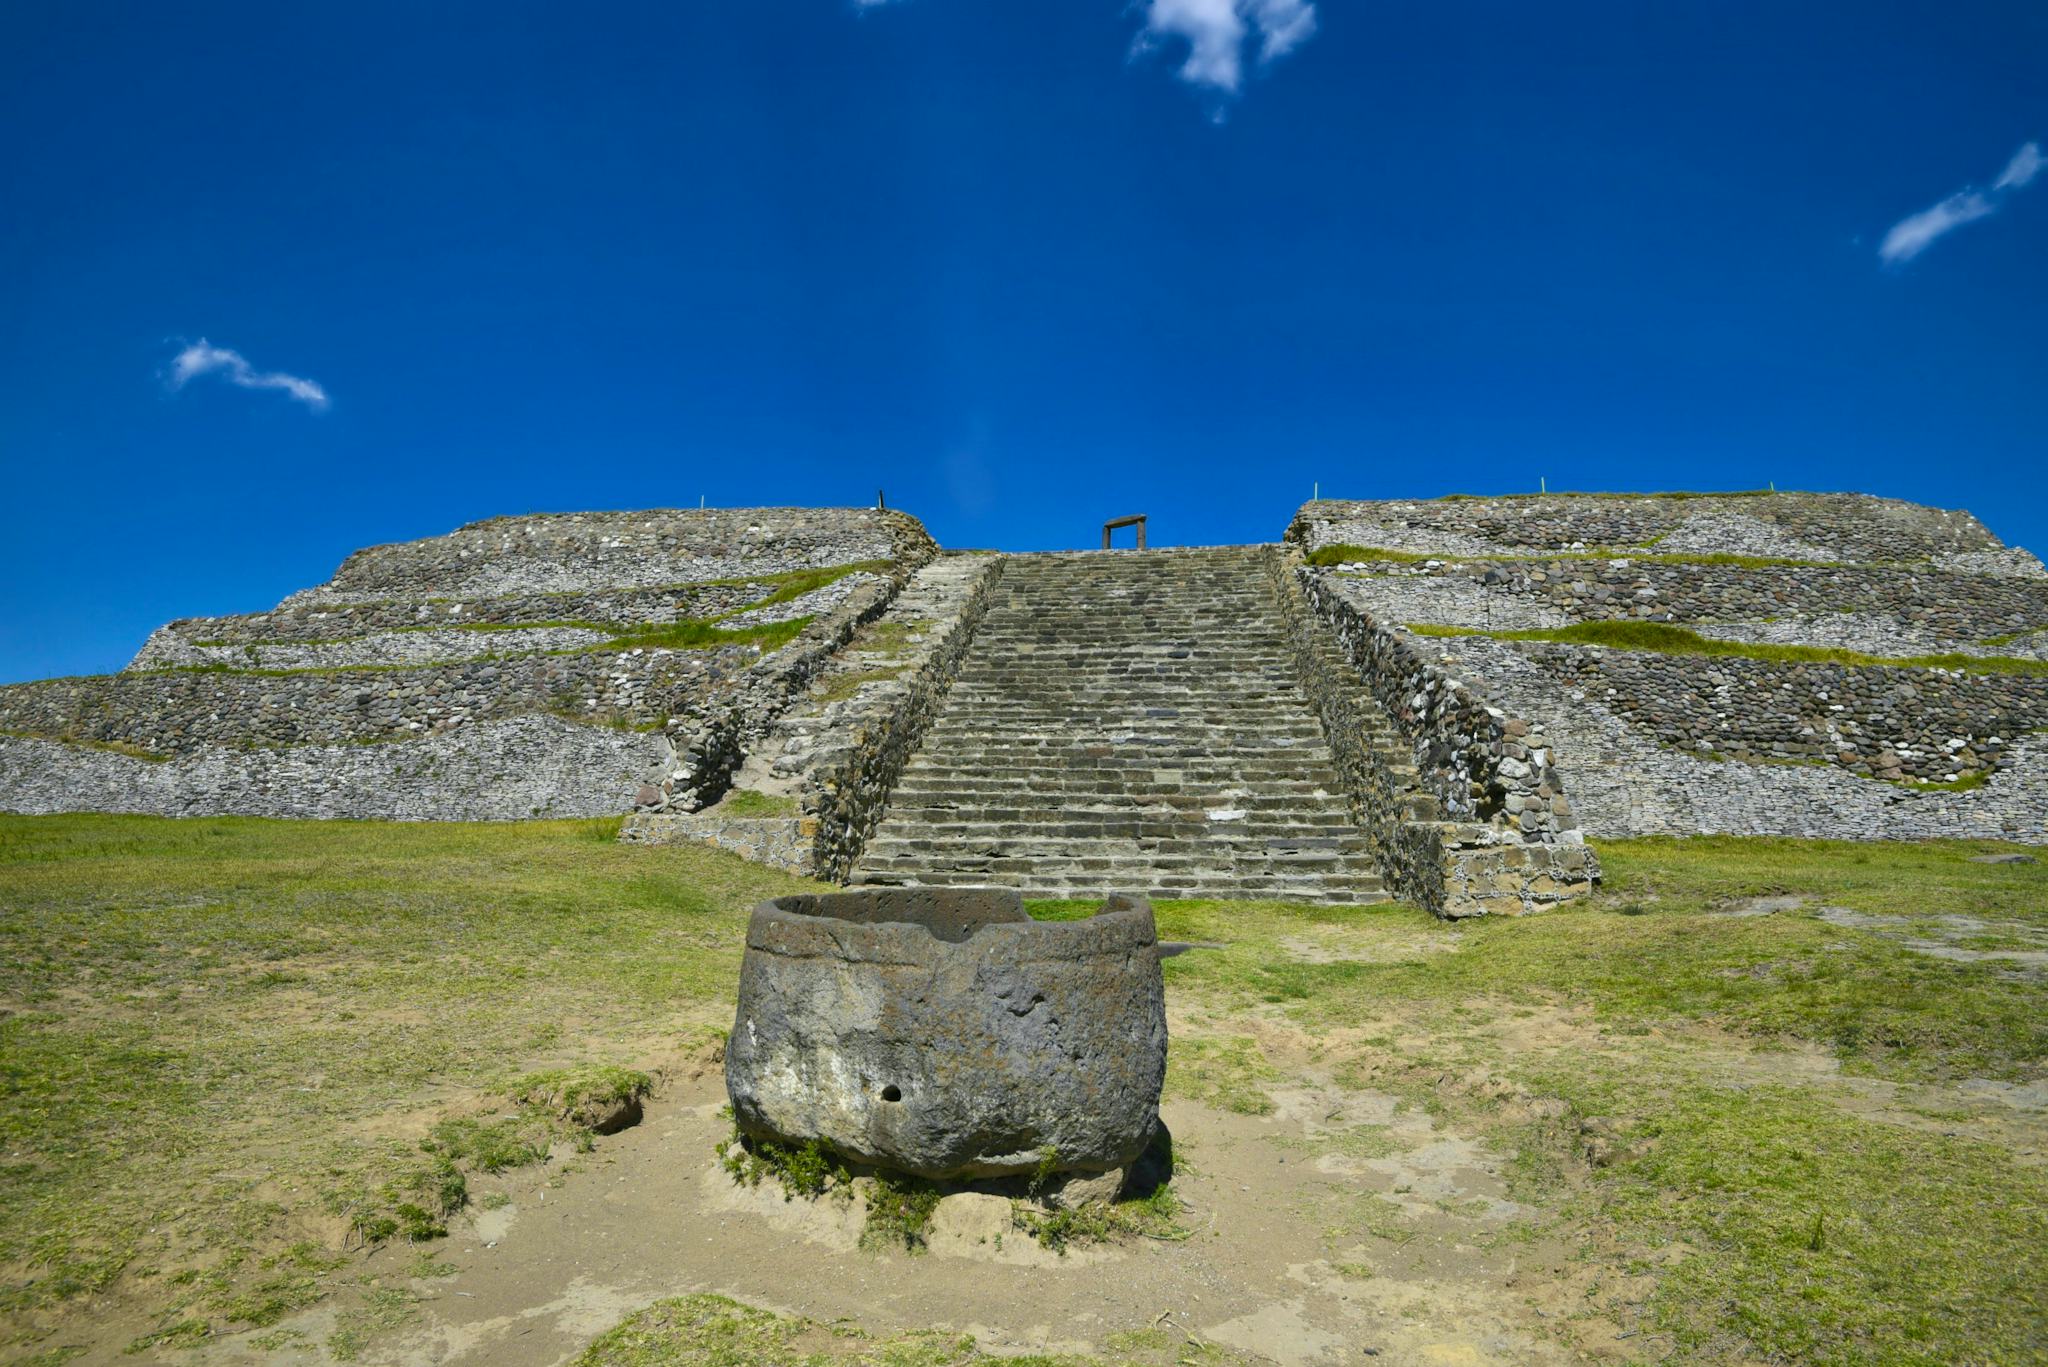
1406, 619, 2048, 678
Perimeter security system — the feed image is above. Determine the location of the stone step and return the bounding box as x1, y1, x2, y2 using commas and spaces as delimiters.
849, 865, 1391, 903
925, 717, 1392, 737
910, 734, 1341, 753
849, 546, 1427, 904
854, 850, 1387, 880
872, 799, 1366, 822
859, 835, 1380, 859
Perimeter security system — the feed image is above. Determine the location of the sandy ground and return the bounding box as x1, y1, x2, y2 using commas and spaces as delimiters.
55, 912, 2048, 1366
152, 1054, 1630, 1367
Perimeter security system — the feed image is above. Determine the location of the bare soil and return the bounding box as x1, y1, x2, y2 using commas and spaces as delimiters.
154, 1068, 1629, 1367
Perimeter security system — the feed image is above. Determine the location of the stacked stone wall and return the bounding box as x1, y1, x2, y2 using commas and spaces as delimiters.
132, 576, 882, 674
806, 558, 1009, 881
0, 507, 934, 822
1306, 567, 2048, 847
1412, 631, 2048, 844
1280, 551, 1596, 914
314, 507, 927, 601
621, 554, 1005, 875
1290, 491, 2024, 566
0, 717, 661, 821
1523, 646, 2048, 783
131, 582, 775, 662
0, 646, 749, 756
1328, 558, 2048, 644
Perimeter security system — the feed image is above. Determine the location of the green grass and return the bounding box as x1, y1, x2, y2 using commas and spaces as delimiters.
715, 789, 801, 818
1011, 1182, 1185, 1254
571, 1294, 1132, 1367
1156, 837, 2048, 1082
130, 611, 817, 678
0, 814, 818, 1341
1311, 543, 1841, 570
601, 615, 815, 653
713, 1129, 947, 1255
1305, 544, 1437, 565
727, 561, 890, 613
1906, 769, 1993, 793
91, 561, 892, 684
511, 1064, 654, 1129
4, 818, 2045, 1365
1432, 488, 1780, 501
1141, 837, 2048, 1365
1405, 618, 2048, 677
813, 667, 906, 702
0, 729, 169, 762
192, 563, 897, 647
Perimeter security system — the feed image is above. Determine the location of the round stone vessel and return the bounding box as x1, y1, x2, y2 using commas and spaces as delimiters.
725, 887, 1167, 1181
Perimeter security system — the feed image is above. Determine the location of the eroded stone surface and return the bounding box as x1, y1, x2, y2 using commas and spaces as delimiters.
725, 888, 1166, 1179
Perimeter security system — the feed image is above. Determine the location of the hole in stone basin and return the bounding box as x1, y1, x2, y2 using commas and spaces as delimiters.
880, 1084, 902, 1102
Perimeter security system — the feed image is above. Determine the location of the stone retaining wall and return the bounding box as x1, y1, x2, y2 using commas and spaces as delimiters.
1263, 550, 1443, 901
1418, 632, 2048, 844
1698, 616, 2048, 663
613, 574, 913, 812
130, 581, 775, 662
1, 507, 936, 822
1287, 556, 1596, 915
616, 555, 1006, 878
1291, 492, 2021, 567
0, 716, 662, 820
312, 507, 929, 601
1328, 557, 2048, 645
135, 626, 616, 673
1522, 645, 2048, 783
809, 558, 1009, 881
0, 647, 744, 755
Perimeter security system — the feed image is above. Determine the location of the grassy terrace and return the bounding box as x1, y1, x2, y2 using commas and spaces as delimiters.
119, 560, 895, 679
1433, 489, 1781, 501
1311, 543, 1850, 570
1402, 619, 2048, 678
2, 818, 2045, 1362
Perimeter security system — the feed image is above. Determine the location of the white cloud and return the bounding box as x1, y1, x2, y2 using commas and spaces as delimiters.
1879, 140, 2042, 266
855, 0, 1320, 102
1135, 0, 1319, 95
1879, 190, 1996, 265
1249, 0, 1318, 63
1994, 140, 2042, 191
165, 340, 329, 412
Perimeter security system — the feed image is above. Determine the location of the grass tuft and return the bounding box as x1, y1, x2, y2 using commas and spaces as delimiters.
715, 789, 800, 819
1406, 618, 2048, 677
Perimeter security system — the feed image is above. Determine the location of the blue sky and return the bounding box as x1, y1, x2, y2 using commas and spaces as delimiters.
2, 2, 2043, 683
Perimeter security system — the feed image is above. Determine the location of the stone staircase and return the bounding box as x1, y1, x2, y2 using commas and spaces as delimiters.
851, 546, 1427, 902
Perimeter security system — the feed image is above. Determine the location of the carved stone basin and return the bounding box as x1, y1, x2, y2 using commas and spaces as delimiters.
724, 888, 1167, 1181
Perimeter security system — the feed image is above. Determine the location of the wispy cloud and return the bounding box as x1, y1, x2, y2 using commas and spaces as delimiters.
853, 0, 1320, 105
1133, 0, 1319, 97
165, 340, 330, 412
1994, 141, 2042, 191
1879, 141, 2041, 266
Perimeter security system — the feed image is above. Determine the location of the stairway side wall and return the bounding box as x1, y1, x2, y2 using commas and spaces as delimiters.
808, 557, 1010, 881
1261, 549, 1447, 907
1274, 547, 1597, 916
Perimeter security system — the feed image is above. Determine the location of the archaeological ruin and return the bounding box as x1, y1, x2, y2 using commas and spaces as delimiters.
3, 490, 2042, 915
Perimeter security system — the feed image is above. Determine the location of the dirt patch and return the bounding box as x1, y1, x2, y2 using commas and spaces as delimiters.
146, 1066, 1628, 1366
1715, 893, 1808, 918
